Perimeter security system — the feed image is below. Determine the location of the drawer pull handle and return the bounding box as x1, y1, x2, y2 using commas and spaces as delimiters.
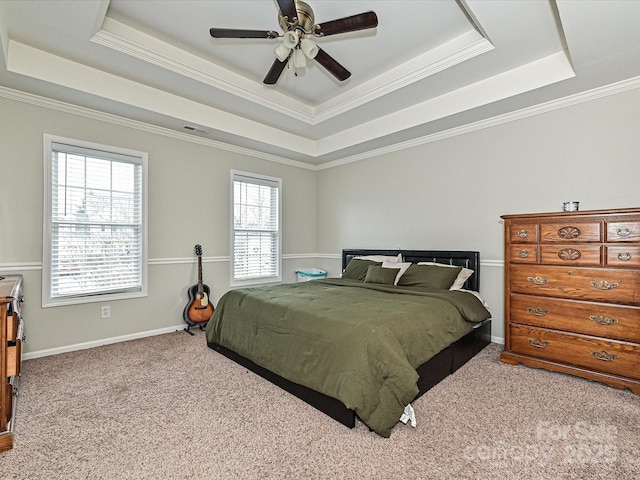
590, 350, 618, 362
617, 228, 631, 237
518, 250, 529, 258
589, 315, 619, 326
558, 248, 581, 261
590, 280, 619, 290
557, 226, 581, 239
528, 338, 548, 348
527, 307, 549, 317
617, 252, 631, 261
518, 229, 529, 238
527, 276, 548, 285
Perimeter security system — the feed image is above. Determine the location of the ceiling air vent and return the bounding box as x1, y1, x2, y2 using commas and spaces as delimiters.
183, 125, 209, 134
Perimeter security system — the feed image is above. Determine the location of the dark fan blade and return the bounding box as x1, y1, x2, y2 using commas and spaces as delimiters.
210, 28, 278, 39
277, 0, 297, 22
315, 11, 378, 37
314, 48, 351, 81
264, 57, 290, 85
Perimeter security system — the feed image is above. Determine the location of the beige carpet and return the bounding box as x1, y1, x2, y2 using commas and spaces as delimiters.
2, 330, 638, 479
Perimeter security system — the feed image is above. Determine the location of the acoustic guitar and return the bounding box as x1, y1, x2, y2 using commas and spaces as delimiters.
183, 244, 214, 334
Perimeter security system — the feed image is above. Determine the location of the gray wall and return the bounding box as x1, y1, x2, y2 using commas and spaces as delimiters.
0, 95, 317, 356
316, 87, 640, 340
2, 85, 639, 355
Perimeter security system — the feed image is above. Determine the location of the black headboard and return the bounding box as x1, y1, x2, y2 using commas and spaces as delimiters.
342, 249, 481, 291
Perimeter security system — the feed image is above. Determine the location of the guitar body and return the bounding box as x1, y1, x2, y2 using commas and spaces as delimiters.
183, 244, 214, 331
183, 283, 214, 325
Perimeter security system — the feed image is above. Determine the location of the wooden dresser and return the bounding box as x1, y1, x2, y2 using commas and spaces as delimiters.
1, 275, 23, 452
500, 208, 640, 394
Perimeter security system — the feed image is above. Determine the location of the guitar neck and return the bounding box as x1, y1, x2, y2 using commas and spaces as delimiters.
197, 255, 203, 293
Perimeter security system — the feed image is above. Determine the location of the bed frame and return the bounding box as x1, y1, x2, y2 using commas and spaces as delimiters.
210, 249, 491, 430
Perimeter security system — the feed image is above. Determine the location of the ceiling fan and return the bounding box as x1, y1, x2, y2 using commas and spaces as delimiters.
209, 0, 378, 85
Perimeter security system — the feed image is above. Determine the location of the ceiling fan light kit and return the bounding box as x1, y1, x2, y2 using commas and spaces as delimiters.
293, 48, 306, 68
282, 30, 300, 49
274, 42, 291, 62
300, 38, 318, 59
275, 36, 317, 65
209, 0, 378, 85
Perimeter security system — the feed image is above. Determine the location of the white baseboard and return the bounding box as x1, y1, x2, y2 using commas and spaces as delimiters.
23, 326, 505, 360
23, 324, 186, 360
23, 328, 505, 360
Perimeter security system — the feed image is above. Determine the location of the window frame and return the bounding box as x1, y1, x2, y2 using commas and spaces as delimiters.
42, 134, 148, 307
230, 170, 282, 287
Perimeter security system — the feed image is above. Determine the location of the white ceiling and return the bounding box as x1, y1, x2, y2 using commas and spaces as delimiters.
1, 0, 640, 166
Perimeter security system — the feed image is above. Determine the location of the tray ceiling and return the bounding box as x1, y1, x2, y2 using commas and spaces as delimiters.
1, 0, 640, 166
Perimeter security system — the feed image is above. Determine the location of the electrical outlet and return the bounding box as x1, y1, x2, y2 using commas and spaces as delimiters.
101, 305, 111, 318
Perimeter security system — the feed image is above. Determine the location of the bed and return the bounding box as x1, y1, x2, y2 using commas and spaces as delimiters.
206, 249, 491, 437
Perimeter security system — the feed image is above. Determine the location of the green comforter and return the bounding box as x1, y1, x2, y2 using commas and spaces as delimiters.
205, 278, 491, 437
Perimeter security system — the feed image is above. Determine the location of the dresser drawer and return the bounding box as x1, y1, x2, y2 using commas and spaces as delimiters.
510, 324, 640, 380
510, 294, 640, 342
6, 340, 20, 378
6, 313, 18, 343
539, 245, 601, 266
509, 224, 538, 243
540, 222, 601, 243
606, 246, 640, 268
510, 265, 640, 304
508, 245, 538, 263
606, 221, 640, 242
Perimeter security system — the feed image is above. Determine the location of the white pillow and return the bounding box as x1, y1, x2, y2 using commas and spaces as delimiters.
355, 254, 402, 264
417, 262, 474, 290
382, 261, 412, 285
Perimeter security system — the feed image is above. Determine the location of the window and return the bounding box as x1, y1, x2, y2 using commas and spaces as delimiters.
231, 171, 281, 285
42, 135, 148, 306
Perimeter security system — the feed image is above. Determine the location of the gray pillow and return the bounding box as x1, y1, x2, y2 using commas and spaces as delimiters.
397, 264, 462, 289
342, 259, 382, 281
364, 265, 400, 285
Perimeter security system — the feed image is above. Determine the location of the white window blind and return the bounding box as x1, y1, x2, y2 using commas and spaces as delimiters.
43, 135, 148, 306
232, 171, 281, 283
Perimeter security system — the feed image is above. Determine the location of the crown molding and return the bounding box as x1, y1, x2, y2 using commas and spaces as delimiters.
7, 40, 316, 156
0, 85, 316, 171
314, 32, 493, 123
316, 50, 575, 157
93, 16, 492, 127
91, 17, 316, 124
317, 74, 640, 170
2, 72, 639, 173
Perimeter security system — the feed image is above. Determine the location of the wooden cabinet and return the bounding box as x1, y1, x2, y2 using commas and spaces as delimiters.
500, 208, 640, 394
1, 275, 23, 453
